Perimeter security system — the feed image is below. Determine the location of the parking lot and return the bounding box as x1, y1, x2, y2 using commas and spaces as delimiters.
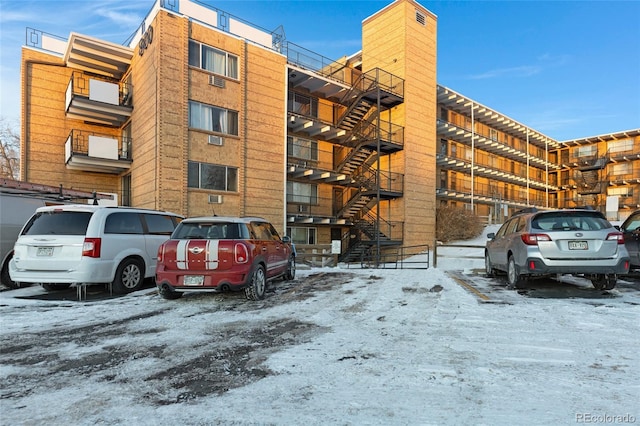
449, 268, 640, 305
1, 263, 638, 425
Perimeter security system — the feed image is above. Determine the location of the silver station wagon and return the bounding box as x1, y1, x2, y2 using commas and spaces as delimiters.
485, 208, 630, 290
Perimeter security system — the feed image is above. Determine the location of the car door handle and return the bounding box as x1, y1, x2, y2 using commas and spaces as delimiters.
262, 247, 267, 251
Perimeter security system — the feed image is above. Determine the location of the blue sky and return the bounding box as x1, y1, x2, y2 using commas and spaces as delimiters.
1, 0, 638, 141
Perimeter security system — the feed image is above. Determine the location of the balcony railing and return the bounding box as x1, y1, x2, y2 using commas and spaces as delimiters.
437, 180, 550, 207
65, 129, 132, 174
65, 72, 133, 126
284, 42, 361, 86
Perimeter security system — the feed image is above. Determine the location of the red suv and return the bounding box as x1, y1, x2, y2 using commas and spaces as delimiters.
156, 217, 295, 300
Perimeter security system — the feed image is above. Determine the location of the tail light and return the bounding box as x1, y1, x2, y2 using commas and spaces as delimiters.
234, 243, 249, 264
521, 233, 551, 245
82, 238, 101, 258
157, 244, 164, 263
606, 232, 625, 244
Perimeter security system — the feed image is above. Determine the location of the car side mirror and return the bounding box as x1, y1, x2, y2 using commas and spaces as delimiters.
282, 235, 291, 243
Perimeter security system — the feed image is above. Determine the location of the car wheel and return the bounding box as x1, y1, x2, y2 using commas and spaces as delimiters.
484, 251, 495, 278
1, 254, 20, 289
158, 284, 182, 300
112, 258, 144, 294
507, 256, 525, 289
42, 283, 71, 291
284, 256, 296, 281
591, 274, 616, 291
245, 265, 266, 301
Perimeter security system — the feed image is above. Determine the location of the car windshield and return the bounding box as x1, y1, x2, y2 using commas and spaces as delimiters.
21, 211, 93, 235
172, 222, 246, 239
531, 212, 611, 232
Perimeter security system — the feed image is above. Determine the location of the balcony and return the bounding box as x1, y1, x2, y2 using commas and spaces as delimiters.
437, 119, 559, 171
436, 152, 559, 191
65, 72, 133, 126
26, 29, 133, 79
65, 130, 132, 174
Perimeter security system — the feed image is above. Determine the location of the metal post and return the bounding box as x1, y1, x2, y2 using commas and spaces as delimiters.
470, 102, 474, 212
376, 75, 381, 267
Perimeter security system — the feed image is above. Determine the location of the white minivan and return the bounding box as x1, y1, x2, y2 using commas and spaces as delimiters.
9, 205, 182, 294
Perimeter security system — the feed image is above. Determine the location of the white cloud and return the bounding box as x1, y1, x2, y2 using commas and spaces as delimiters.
469, 65, 541, 80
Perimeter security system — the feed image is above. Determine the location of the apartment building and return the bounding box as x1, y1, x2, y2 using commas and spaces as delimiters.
555, 130, 640, 221
18, 0, 639, 261
436, 86, 562, 223
20, 0, 437, 261
436, 85, 640, 222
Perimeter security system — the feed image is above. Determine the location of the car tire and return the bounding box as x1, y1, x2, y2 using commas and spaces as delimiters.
484, 251, 495, 278
245, 264, 266, 301
284, 256, 296, 281
591, 274, 616, 291
158, 284, 182, 300
112, 258, 144, 294
507, 256, 525, 289
1, 254, 20, 289
42, 283, 71, 291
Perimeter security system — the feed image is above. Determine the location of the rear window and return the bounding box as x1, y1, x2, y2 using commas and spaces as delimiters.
532, 212, 611, 231
172, 222, 247, 240
21, 211, 93, 236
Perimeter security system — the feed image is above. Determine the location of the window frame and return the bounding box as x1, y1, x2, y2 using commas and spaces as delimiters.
188, 40, 238, 79
188, 161, 239, 192
189, 101, 239, 136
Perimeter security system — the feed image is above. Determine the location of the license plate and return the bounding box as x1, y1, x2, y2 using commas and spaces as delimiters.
568, 241, 588, 250
183, 275, 204, 286
37, 247, 54, 256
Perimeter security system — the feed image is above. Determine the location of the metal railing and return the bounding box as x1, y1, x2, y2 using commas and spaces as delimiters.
68, 72, 132, 106
66, 129, 131, 160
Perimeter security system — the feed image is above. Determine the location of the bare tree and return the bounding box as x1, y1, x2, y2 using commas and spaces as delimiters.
0, 117, 20, 179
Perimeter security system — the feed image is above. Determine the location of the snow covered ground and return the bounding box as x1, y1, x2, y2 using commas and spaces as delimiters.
0, 227, 638, 425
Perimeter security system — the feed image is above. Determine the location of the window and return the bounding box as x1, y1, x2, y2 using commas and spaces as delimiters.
188, 40, 238, 79
188, 161, 238, 192
189, 101, 238, 136
121, 123, 131, 160
288, 136, 318, 161
143, 214, 178, 235
287, 182, 318, 204
286, 227, 316, 245
104, 213, 144, 234
608, 139, 634, 153
23, 211, 92, 236
121, 174, 131, 206
575, 145, 597, 158
611, 163, 631, 176
288, 92, 318, 117
608, 187, 632, 197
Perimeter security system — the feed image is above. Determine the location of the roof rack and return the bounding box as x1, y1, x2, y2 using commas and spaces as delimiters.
0, 178, 113, 204
511, 207, 539, 216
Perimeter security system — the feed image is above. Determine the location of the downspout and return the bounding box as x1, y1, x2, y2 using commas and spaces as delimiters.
242, 40, 248, 216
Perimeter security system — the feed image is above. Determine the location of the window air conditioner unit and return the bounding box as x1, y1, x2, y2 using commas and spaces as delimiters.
208, 135, 223, 145
298, 205, 309, 213
209, 195, 223, 204
209, 75, 226, 88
